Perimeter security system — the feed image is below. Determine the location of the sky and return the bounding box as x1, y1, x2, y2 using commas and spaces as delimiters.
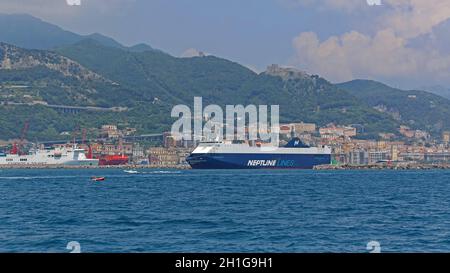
1, 0, 450, 89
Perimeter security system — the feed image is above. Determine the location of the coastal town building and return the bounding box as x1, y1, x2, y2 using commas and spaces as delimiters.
100, 125, 121, 139
424, 152, 450, 163
291, 122, 316, 133
149, 147, 179, 166
414, 130, 430, 140
148, 147, 192, 166
279, 122, 316, 139
444, 132, 450, 144
399, 126, 415, 138
348, 150, 368, 165
319, 125, 357, 138
399, 126, 430, 140
368, 151, 390, 164
91, 142, 133, 156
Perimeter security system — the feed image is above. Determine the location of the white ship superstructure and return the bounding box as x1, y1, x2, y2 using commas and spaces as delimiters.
0, 146, 99, 166
191, 140, 331, 155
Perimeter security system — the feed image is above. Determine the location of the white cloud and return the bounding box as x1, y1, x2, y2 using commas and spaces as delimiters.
382, 0, 450, 38
290, 0, 450, 35
0, 0, 135, 17
290, 0, 450, 86
366, 0, 382, 6
66, 0, 81, 6
292, 30, 421, 81
285, 0, 374, 12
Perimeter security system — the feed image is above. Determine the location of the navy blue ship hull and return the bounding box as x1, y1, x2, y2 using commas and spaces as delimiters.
186, 153, 331, 169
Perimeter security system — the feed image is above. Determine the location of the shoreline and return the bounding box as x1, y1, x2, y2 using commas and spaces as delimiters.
0, 163, 449, 170
0, 164, 192, 170
315, 163, 450, 170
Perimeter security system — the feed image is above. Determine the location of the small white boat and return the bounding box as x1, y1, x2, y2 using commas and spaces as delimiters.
123, 170, 139, 174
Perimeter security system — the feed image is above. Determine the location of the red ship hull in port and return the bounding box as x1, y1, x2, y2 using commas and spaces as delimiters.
98, 155, 129, 166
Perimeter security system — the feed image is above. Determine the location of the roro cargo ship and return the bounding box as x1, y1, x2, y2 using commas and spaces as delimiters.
186, 138, 331, 169
0, 146, 99, 166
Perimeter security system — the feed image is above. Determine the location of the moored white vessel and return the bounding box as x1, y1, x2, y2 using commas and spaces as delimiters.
0, 146, 99, 166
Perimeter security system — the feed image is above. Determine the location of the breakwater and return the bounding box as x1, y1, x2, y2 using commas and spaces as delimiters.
315, 163, 450, 170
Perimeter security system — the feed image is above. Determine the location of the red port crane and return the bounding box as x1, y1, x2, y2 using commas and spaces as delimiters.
81, 128, 87, 145
81, 128, 94, 159
11, 120, 29, 155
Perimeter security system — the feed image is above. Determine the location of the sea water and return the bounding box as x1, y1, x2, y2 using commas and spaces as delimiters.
0, 169, 449, 253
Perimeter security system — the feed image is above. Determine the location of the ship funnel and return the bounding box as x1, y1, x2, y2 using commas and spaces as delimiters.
284, 137, 310, 148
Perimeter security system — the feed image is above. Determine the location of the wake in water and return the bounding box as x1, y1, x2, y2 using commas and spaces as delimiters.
0, 170, 184, 182
0, 175, 81, 180
123, 170, 182, 175
123, 170, 139, 174
147, 170, 182, 174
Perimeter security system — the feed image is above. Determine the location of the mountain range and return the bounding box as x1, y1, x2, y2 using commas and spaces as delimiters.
338, 81, 450, 134
420, 85, 450, 100
0, 13, 156, 53
1, 14, 450, 141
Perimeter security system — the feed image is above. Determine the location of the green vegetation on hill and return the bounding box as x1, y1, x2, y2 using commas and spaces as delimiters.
56, 39, 257, 105
0, 14, 157, 52
56, 40, 400, 137
337, 80, 450, 135
0, 40, 402, 140
0, 103, 173, 141
237, 74, 399, 137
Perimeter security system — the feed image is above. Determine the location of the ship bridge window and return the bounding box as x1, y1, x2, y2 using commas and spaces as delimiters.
6, 158, 13, 162
20, 158, 27, 162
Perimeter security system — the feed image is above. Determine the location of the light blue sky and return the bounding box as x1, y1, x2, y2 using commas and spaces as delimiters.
1, 0, 450, 89
56, 0, 366, 70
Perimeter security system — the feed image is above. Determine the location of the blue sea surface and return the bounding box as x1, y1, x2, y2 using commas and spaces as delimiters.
0, 169, 450, 253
